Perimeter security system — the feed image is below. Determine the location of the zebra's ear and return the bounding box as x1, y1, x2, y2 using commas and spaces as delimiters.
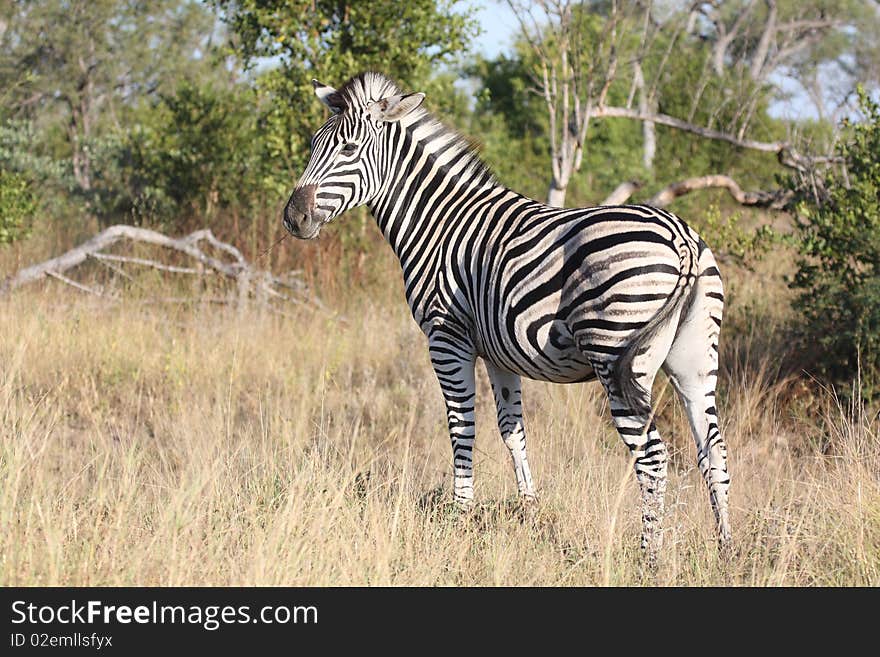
370, 92, 425, 123
312, 79, 346, 114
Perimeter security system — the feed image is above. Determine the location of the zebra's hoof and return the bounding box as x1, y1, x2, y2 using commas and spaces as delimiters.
453, 496, 476, 511
718, 535, 734, 560
640, 531, 665, 566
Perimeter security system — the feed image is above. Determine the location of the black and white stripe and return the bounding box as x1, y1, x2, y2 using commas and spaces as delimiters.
284, 72, 731, 553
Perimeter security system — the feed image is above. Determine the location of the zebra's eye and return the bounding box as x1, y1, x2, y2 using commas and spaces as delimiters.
340, 142, 358, 155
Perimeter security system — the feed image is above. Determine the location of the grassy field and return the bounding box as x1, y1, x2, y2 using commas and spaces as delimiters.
1, 236, 878, 586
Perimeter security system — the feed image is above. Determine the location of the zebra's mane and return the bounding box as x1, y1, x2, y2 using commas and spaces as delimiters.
332, 72, 497, 187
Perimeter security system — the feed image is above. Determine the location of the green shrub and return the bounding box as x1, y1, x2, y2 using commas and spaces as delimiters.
696, 203, 777, 266
0, 169, 37, 244
790, 87, 880, 397
92, 81, 276, 230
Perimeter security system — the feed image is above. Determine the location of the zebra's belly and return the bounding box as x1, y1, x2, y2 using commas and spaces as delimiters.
477, 317, 597, 384
494, 354, 597, 384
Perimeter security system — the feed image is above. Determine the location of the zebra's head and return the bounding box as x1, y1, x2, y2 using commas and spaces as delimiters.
283, 73, 426, 240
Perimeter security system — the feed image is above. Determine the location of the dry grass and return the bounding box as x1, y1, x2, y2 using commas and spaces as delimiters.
1, 268, 878, 587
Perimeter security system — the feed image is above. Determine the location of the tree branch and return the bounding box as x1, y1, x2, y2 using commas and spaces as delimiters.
750, 0, 777, 81
90, 252, 206, 275
710, 0, 757, 76
649, 174, 793, 208
44, 270, 103, 296
599, 174, 793, 209
601, 181, 642, 205
589, 105, 836, 171
592, 105, 784, 151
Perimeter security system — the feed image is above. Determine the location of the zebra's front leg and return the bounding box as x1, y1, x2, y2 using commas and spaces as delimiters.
429, 334, 477, 506
485, 362, 536, 500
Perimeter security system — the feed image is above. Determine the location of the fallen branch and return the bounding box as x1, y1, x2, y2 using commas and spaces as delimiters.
1, 225, 312, 308
44, 270, 103, 296
88, 253, 133, 280
600, 174, 793, 209
91, 252, 204, 276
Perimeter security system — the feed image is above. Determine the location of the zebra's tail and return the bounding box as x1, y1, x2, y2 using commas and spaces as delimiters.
613, 241, 701, 415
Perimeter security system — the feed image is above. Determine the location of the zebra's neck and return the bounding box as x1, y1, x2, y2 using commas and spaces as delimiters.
367, 115, 507, 272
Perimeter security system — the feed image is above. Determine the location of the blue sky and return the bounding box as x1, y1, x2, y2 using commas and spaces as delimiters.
471, 1, 518, 59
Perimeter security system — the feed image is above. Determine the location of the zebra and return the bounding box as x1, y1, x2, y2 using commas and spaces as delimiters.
283, 72, 731, 555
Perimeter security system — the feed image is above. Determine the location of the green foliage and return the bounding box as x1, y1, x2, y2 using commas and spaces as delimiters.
0, 169, 37, 244
0, 0, 481, 244
461, 53, 549, 200
790, 88, 880, 396
468, 55, 545, 138
1, 0, 216, 101
0, 118, 72, 186
216, 0, 475, 79
0, 117, 65, 242
90, 81, 275, 229
695, 203, 778, 266
214, 0, 479, 177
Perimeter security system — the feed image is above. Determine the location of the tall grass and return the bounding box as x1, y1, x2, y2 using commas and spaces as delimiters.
1, 278, 877, 586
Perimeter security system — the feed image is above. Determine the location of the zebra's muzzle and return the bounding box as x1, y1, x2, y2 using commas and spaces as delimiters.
283, 184, 323, 239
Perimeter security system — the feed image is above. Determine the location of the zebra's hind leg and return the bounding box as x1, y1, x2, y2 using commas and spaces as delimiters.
428, 331, 478, 507
484, 362, 536, 500
663, 275, 731, 547
592, 360, 668, 560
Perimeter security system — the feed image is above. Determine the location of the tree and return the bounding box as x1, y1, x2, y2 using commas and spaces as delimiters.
503, 0, 879, 207
213, 0, 479, 175
789, 88, 880, 398
0, 0, 218, 193
694, 0, 880, 129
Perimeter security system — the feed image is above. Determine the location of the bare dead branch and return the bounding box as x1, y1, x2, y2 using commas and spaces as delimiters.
91, 252, 205, 275
598, 174, 793, 208
649, 174, 793, 208
601, 181, 642, 205
710, 0, 757, 76
776, 18, 846, 33
44, 270, 103, 296
589, 105, 838, 172
1, 225, 313, 309
593, 104, 785, 151
87, 252, 133, 280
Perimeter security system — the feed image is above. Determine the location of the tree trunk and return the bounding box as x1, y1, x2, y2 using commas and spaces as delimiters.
750, 0, 777, 81
634, 63, 656, 171
642, 118, 656, 172
547, 179, 567, 207
68, 107, 92, 191
70, 139, 92, 191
